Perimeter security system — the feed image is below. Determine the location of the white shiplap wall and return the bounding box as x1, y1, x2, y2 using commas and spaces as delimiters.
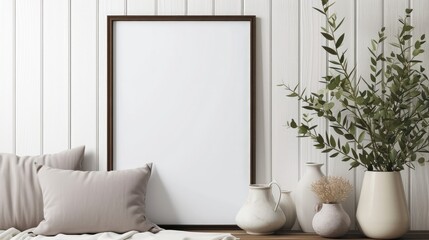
0, 0, 428, 230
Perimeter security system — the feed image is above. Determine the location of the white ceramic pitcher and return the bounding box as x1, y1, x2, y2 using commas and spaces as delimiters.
235, 182, 286, 235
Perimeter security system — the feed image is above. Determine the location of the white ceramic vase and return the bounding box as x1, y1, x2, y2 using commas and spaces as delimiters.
279, 191, 296, 230
294, 162, 324, 232
312, 203, 350, 238
356, 171, 409, 239
236, 182, 286, 235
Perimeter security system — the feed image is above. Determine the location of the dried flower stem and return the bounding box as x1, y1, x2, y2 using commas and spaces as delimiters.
311, 176, 353, 204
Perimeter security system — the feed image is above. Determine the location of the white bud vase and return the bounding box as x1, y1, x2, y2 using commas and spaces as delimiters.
356, 171, 409, 239
294, 162, 324, 232
279, 191, 296, 230
236, 182, 286, 235
312, 203, 350, 238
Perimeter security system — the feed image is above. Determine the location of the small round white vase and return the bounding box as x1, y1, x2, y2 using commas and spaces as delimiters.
312, 203, 350, 238
236, 182, 286, 235
294, 162, 324, 232
356, 171, 409, 239
279, 191, 296, 230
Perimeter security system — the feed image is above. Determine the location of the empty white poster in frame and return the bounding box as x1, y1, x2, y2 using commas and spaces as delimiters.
107, 16, 255, 227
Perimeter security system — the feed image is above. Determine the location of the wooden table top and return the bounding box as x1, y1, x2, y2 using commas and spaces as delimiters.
194, 230, 429, 240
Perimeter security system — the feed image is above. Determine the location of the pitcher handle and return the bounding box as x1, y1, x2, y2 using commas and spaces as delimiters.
314, 203, 322, 213
268, 181, 282, 212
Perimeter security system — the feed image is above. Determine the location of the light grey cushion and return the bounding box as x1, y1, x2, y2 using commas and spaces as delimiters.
0, 146, 85, 230
33, 163, 159, 235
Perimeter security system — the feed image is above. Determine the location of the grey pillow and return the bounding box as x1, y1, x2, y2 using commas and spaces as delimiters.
0, 146, 85, 230
33, 164, 160, 235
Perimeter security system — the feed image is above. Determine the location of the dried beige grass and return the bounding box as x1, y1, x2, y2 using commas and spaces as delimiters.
311, 176, 353, 203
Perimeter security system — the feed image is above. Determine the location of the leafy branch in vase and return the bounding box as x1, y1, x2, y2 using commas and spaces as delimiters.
280, 0, 429, 172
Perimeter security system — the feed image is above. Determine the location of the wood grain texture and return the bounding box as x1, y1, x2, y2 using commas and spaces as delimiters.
127, 0, 156, 15
300, 0, 327, 175
214, 0, 242, 15
188, 0, 213, 15
354, 0, 383, 208
43, 0, 69, 153
15, 0, 41, 156
328, 0, 356, 229
70, 0, 97, 170
98, 0, 126, 171
271, 0, 299, 191
0, 0, 15, 153
410, 0, 429, 230
1, 0, 429, 229
271, 0, 299, 230
244, 0, 272, 184
384, 0, 411, 209
297, 1, 328, 231
158, 0, 186, 15
192, 230, 429, 240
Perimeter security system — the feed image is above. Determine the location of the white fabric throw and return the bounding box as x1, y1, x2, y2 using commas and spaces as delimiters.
0, 228, 238, 240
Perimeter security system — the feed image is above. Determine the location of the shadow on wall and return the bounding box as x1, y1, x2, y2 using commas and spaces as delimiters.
145, 166, 179, 225
82, 152, 96, 171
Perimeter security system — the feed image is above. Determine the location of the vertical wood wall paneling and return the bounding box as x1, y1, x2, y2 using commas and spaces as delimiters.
214, 0, 242, 15
411, 0, 429, 230
127, 0, 156, 15
244, 0, 272, 184
188, 0, 213, 15
15, 0, 42, 156
271, 0, 299, 191
43, 0, 69, 154
328, 0, 356, 229
384, 0, 411, 214
0, 0, 15, 153
71, 0, 98, 170
158, 0, 186, 15
98, 0, 126, 171
355, 0, 383, 208
299, 0, 327, 175
3, 0, 429, 229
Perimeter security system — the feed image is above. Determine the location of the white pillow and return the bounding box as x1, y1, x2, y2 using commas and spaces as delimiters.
0, 146, 85, 230
33, 163, 160, 235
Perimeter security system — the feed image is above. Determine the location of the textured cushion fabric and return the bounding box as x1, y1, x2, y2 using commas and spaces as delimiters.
33, 163, 159, 235
0, 146, 85, 231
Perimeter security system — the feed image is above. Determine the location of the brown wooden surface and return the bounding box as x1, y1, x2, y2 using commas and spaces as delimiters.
192, 230, 429, 240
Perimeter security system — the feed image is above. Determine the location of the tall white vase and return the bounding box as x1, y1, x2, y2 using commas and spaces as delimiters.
356, 171, 409, 239
279, 191, 296, 230
294, 162, 324, 232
